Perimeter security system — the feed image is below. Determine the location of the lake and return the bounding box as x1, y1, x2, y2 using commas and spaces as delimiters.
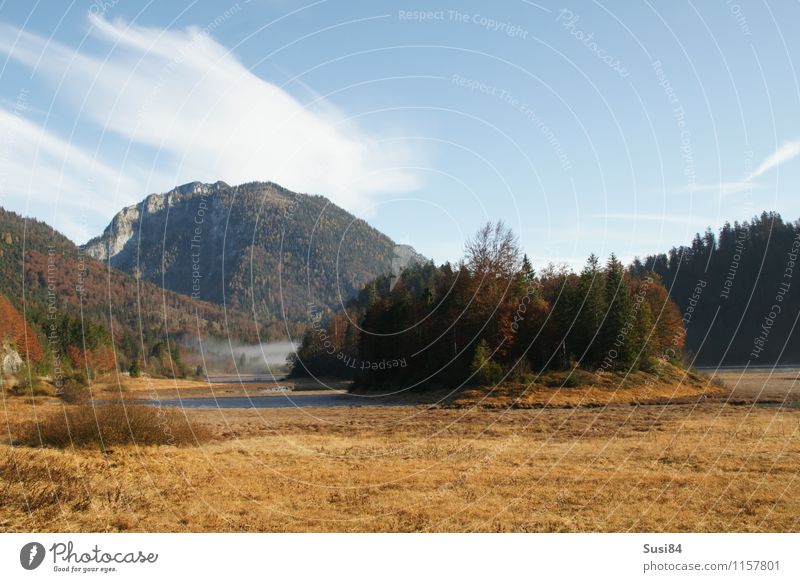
152, 392, 405, 409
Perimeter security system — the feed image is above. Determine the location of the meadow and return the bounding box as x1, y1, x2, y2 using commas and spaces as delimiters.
2, 368, 799, 532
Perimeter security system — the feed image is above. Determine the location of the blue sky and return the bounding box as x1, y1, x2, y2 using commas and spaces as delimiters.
1, 0, 799, 268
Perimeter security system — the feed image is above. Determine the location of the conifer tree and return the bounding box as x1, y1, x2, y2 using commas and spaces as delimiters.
601, 254, 635, 369
129, 357, 142, 378
572, 254, 606, 366
470, 339, 503, 385
631, 290, 655, 371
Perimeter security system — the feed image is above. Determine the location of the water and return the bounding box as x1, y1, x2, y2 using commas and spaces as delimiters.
204, 373, 289, 384
152, 392, 405, 409
695, 365, 800, 372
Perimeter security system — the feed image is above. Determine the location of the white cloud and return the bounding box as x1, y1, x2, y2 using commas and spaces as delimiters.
0, 15, 420, 240
0, 108, 140, 240
750, 140, 800, 179
689, 140, 800, 196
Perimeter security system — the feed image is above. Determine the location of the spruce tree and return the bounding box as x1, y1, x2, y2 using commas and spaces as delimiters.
573, 254, 606, 366
631, 293, 655, 371
601, 254, 635, 370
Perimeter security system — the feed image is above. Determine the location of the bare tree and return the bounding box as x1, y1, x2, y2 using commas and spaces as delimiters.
464, 221, 521, 279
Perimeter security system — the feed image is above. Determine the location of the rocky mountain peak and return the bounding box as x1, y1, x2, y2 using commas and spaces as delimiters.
81, 180, 427, 325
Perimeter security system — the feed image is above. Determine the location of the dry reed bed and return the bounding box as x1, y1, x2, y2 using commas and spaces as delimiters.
2, 400, 799, 532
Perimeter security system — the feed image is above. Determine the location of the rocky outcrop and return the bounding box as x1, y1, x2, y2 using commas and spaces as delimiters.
0, 343, 23, 376
84, 181, 229, 262
392, 244, 428, 273
83, 180, 427, 325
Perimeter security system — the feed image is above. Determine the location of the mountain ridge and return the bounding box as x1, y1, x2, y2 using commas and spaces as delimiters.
84, 180, 427, 328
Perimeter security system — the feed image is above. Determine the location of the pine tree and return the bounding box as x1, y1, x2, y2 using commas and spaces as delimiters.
572, 254, 606, 366
520, 254, 535, 283
631, 290, 655, 371
601, 254, 635, 370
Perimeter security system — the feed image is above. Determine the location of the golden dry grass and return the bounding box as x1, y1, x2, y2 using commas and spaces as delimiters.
452, 364, 722, 408
18, 401, 212, 448
88, 374, 349, 400
2, 393, 799, 532
708, 368, 800, 402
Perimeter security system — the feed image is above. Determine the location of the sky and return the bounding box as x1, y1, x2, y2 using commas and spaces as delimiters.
1, 0, 799, 269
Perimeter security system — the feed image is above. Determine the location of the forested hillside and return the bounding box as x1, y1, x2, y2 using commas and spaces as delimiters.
1, 206, 268, 381
293, 212, 800, 385
8, 199, 798, 386
84, 181, 423, 327
635, 211, 800, 365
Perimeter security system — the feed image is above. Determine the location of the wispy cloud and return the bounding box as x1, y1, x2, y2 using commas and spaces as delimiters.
0, 15, 420, 241
751, 140, 800, 178
0, 108, 140, 240
689, 140, 800, 195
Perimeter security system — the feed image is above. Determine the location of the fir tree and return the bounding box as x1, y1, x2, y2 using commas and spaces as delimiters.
572, 254, 606, 366
601, 254, 635, 370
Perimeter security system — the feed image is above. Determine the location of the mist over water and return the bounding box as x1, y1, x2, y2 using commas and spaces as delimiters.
182, 338, 299, 373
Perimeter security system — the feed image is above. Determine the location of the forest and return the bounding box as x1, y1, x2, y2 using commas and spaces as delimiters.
0, 206, 268, 390
636, 211, 800, 365
290, 222, 686, 388
6, 204, 799, 397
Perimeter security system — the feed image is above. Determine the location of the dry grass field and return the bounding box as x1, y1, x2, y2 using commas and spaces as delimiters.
706, 368, 800, 402
89, 375, 351, 399
2, 372, 799, 532
450, 365, 721, 408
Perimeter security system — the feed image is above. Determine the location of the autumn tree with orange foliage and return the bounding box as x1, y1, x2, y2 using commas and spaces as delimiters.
642, 273, 686, 357
0, 293, 43, 365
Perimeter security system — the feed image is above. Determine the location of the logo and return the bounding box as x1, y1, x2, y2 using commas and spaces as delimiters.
20, 542, 46, 570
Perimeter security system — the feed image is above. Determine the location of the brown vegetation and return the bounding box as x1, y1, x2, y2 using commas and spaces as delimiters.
17, 401, 211, 449
0, 293, 43, 364
450, 364, 722, 408
1, 395, 798, 532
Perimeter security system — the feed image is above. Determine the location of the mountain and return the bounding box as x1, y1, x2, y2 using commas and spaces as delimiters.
0, 206, 266, 375
12, 185, 798, 374
84, 181, 426, 328
634, 211, 800, 366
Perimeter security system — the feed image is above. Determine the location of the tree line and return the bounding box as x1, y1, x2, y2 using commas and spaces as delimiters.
634, 211, 800, 365
290, 222, 685, 388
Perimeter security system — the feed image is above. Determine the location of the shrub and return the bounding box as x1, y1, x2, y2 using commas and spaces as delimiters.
57, 372, 91, 404
561, 374, 578, 388
128, 358, 142, 378
508, 356, 534, 383
9, 364, 50, 397
710, 374, 727, 390
570, 369, 596, 386
19, 401, 212, 449
470, 340, 504, 385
